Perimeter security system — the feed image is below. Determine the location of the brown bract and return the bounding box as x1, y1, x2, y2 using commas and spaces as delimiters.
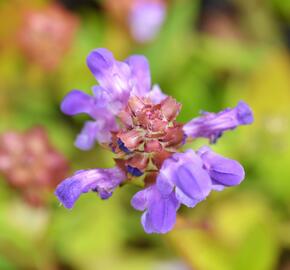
0, 127, 69, 207
111, 96, 184, 181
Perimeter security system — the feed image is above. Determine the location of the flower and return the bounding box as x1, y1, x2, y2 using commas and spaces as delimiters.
0, 127, 69, 207
104, 0, 166, 43
129, 0, 166, 43
183, 101, 253, 143
19, 4, 78, 70
55, 167, 126, 209
61, 48, 166, 148
56, 48, 253, 233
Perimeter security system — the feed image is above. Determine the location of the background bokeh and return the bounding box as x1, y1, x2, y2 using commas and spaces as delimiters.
0, 0, 290, 269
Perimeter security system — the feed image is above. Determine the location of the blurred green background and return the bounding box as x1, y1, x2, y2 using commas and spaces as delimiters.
0, 0, 290, 269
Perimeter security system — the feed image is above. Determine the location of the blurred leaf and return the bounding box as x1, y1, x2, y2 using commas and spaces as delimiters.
232, 224, 278, 270
0, 255, 16, 270
139, 0, 198, 82
50, 192, 125, 269
167, 192, 279, 270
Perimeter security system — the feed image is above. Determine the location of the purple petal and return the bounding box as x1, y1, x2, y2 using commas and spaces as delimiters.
141, 211, 154, 234
131, 189, 149, 211
175, 189, 202, 208
94, 113, 119, 143
147, 84, 167, 104
61, 90, 93, 116
157, 150, 212, 207
75, 111, 119, 149
156, 153, 176, 195
75, 121, 98, 150
125, 55, 151, 96
132, 185, 179, 234
183, 101, 254, 143
198, 146, 245, 187
55, 167, 126, 209
156, 171, 174, 196
86, 48, 115, 80
147, 190, 179, 234
87, 48, 132, 110
211, 180, 226, 191
236, 101, 254, 124
174, 164, 210, 206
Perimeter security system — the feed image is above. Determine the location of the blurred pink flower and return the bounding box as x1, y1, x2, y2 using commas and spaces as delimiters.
0, 127, 69, 207
19, 4, 78, 70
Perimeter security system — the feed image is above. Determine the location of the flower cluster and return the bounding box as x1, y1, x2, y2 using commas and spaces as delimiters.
19, 4, 78, 70
0, 127, 69, 206
55, 48, 253, 233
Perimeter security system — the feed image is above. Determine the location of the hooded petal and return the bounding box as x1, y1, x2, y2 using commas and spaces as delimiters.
183, 101, 254, 143
157, 150, 212, 207
86, 48, 115, 80
55, 167, 126, 209
198, 146, 245, 187
61, 90, 94, 116
86, 48, 131, 109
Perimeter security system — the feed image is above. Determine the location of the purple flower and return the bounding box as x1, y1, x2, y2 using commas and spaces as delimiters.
131, 184, 180, 234
183, 101, 254, 143
129, 1, 166, 43
197, 146, 245, 191
61, 48, 166, 148
55, 167, 126, 209
157, 150, 212, 207
57, 48, 253, 234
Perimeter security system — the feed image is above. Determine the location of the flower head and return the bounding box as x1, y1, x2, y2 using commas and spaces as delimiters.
56, 48, 253, 233
0, 127, 69, 207
19, 4, 78, 70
